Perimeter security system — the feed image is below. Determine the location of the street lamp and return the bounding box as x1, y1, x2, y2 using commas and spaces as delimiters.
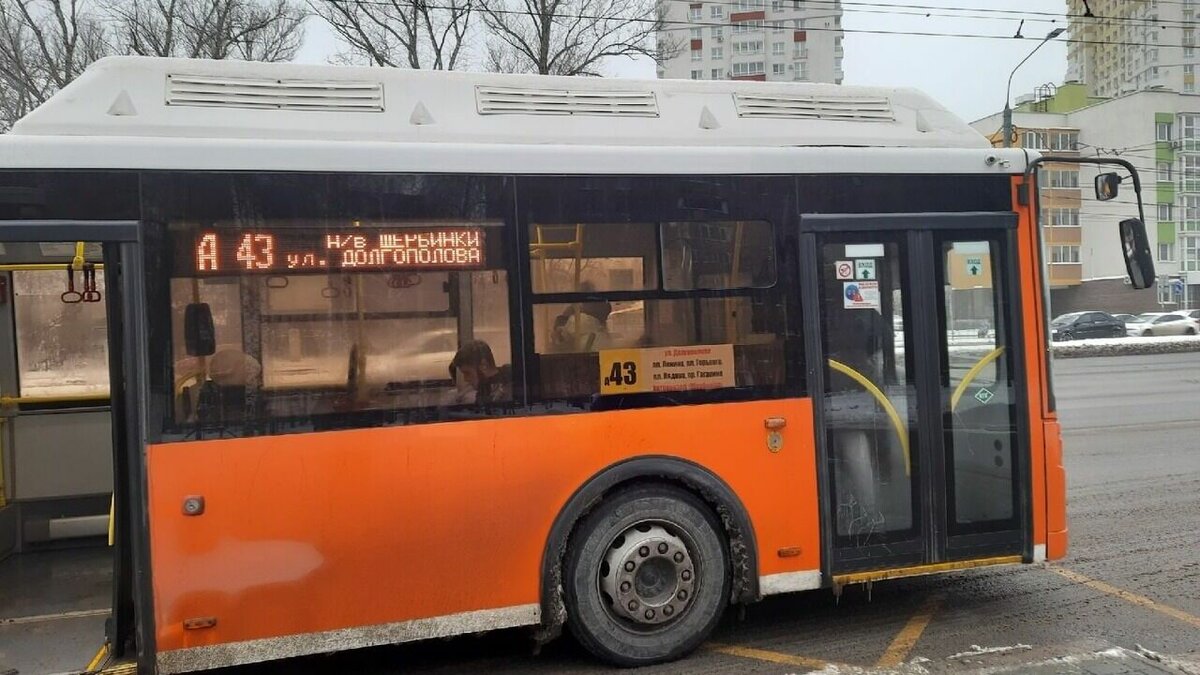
1002, 27, 1066, 148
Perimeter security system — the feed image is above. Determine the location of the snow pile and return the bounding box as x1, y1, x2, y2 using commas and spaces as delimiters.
1051, 334, 1200, 358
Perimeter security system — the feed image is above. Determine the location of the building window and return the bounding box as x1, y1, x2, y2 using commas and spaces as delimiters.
772, 42, 785, 56
688, 5, 702, 21
711, 68, 724, 79
1185, 195, 1200, 225
733, 40, 764, 55
1184, 236, 1200, 271
1159, 203, 1174, 221
1041, 208, 1080, 227
1159, 242, 1176, 262
691, 49, 703, 61
770, 0, 781, 11
1049, 131, 1078, 151
1023, 131, 1048, 149
690, 69, 703, 79
772, 20, 785, 33
1038, 169, 1080, 188
793, 61, 807, 80
731, 61, 765, 76
1181, 114, 1199, 140
710, 5, 723, 17
690, 27, 702, 39
732, 19, 764, 34
711, 46, 723, 58
772, 63, 785, 75
1157, 121, 1173, 141
1159, 161, 1173, 182
1050, 245, 1081, 263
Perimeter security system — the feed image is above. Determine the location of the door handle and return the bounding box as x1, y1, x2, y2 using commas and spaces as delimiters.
764, 417, 787, 430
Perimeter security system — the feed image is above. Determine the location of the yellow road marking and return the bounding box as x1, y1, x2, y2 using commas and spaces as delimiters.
1048, 566, 1200, 630
708, 642, 832, 670
876, 594, 941, 667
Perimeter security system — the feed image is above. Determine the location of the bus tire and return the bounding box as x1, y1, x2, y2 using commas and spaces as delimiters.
564, 484, 729, 666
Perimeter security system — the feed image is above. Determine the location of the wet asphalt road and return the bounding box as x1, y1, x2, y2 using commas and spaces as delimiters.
224, 353, 1200, 675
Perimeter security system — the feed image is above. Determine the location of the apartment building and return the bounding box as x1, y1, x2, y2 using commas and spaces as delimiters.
657, 0, 844, 82
1066, 0, 1195, 98
973, 83, 1200, 314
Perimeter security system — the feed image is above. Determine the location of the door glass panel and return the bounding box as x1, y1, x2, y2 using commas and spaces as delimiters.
940, 240, 1019, 534
820, 241, 918, 547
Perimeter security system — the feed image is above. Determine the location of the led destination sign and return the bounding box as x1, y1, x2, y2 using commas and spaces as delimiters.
193, 227, 487, 273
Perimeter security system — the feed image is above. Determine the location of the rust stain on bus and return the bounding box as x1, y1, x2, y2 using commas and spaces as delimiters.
833, 555, 1023, 587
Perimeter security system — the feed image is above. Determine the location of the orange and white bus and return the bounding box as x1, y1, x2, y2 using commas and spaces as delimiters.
0, 57, 1155, 673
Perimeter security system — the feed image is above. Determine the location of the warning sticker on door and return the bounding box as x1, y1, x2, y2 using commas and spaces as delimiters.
599, 344, 736, 395
835, 260, 854, 280
843, 281, 880, 310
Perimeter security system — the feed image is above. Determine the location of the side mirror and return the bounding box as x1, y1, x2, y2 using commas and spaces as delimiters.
1119, 218, 1156, 290
1095, 172, 1122, 201
184, 302, 216, 356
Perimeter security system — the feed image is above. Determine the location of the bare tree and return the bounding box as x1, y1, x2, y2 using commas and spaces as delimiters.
478, 0, 678, 76
312, 0, 472, 69
0, 0, 109, 130
108, 0, 307, 62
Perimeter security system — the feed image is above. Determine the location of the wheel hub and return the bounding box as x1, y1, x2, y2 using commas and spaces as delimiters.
600, 524, 695, 626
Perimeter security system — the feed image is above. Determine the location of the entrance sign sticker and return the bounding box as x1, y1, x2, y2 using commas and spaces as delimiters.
854, 259, 876, 280
599, 344, 735, 395
843, 280, 881, 310
965, 256, 984, 277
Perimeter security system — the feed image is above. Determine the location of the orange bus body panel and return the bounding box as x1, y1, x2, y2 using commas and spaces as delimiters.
1012, 176, 1062, 558
148, 398, 819, 653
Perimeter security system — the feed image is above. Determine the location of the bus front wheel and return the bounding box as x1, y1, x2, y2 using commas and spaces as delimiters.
564, 484, 730, 666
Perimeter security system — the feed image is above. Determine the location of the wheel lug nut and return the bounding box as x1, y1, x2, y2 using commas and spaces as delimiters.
628, 600, 639, 611
673, 552, 684, 563
677, 590, 688, 601
681, 569, 692, 582
663, 605, 674, 616
624, 561, 636, 572
658, 543, 668, 554
645, 609, 655, 620
620, 581, 631, 593
639, 546, 650, 557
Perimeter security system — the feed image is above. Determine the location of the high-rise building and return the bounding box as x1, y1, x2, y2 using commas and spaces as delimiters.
657, 0, 843, 83
1066, 0, 1193, 97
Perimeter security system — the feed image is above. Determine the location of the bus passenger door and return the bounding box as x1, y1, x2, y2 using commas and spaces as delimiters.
805, 214, 1026, 575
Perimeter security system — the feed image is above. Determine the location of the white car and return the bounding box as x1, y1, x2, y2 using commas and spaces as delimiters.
1125, 312, 1200, 337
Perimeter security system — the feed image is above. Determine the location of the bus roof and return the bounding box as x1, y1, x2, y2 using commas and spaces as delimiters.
0, 56, 1028, 175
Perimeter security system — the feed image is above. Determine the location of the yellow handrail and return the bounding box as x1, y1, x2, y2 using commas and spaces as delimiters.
827, 359, 911, 476
950, 347, 1006, 412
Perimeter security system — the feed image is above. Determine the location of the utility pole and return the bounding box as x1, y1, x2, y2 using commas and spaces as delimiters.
1003, 28, 1065, 148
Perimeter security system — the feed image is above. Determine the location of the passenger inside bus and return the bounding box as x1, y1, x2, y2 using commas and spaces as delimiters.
448, 340, 512, 405
550, 283, 613, 352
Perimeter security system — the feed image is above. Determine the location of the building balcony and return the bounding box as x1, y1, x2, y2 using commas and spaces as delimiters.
1048, 263, 1083, 287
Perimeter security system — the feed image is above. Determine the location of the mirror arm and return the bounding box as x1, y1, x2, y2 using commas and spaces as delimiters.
1024, 155, 1146, 225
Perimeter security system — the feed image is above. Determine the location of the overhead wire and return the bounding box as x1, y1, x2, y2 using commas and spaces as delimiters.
323, 0, 1200, 48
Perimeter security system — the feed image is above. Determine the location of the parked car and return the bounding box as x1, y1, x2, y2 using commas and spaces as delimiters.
1112, 313, 1138, 323
1172, 309, 1200, 323
1125, 312, 1200, 337
1049, 311, 1126, 341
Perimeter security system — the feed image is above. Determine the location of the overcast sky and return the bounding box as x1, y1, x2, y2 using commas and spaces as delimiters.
294, 0, 1069, 126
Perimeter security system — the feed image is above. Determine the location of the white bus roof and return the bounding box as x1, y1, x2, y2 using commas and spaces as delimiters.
0, 56, 1028, 175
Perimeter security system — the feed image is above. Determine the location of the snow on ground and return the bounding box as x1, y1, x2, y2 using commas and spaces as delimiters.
1052, 334, 1200, 358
